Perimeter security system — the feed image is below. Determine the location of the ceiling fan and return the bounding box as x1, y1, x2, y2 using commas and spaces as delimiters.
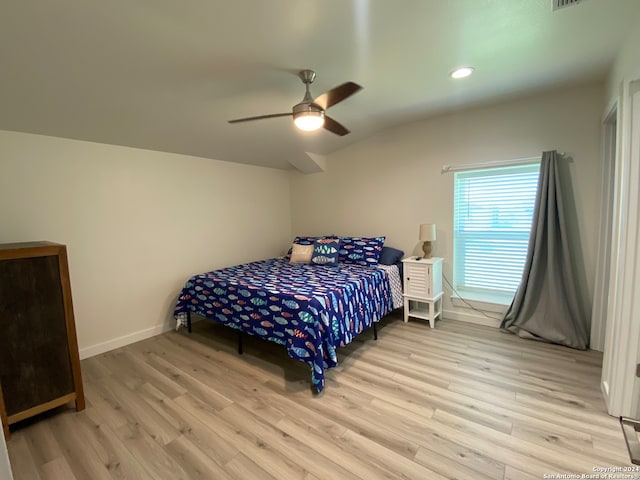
228, 69, 362, 136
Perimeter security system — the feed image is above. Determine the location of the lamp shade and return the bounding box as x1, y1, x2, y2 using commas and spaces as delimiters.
293, 111, 325, 131
419, 224, 436, 241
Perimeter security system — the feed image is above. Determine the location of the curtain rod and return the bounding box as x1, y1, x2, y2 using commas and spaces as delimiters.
441, 152, 566, 174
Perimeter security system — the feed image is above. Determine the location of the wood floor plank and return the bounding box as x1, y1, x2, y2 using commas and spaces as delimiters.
336, 427, 450, 480
121, 349, 188, 400
503, 465, 544, 480
414, 435, 505, 480
112, 421, 189, 479
7, 433, 42, 480
5, 315, 633, 480
175, 393, 318, 480
137, 385, 239, 466
137, 350, 234, 411
46, 412, 114, 480
82, 380, 130, 431
270, 382, 422, 461
70, 409, 155, 480
275, 415, 432, 480
219, 398, 363, 480
164, 434, 234, 480
413, 444, 502, 480
431, 409, 613, 475
591, 435, 634, 465
96, 375, 181, 446
39, 457, 78, 480
23, 421, 64, 468
223, 452, 279, 480
215, 404, 314, 479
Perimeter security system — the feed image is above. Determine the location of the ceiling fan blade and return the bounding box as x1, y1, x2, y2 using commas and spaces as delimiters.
314, 82, 362, 110
228, 113, 292, 124
323, 115, 350, 136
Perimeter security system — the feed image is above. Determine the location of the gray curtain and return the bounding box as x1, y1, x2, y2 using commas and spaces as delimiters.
500, 150, 589, 349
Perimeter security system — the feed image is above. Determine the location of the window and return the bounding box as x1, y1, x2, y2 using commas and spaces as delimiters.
453, 163, 540, 303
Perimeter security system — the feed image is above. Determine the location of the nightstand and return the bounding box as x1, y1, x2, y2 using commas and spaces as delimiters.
402, 257, 443, 328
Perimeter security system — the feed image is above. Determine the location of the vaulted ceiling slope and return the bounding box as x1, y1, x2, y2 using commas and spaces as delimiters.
1, 0, 639, 171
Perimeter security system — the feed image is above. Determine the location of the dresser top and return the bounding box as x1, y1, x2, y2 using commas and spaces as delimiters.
0, 242, 66, 260
0, 241, 62, 250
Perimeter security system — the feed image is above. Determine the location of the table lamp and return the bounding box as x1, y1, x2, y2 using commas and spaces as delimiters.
419, 224, 436, 259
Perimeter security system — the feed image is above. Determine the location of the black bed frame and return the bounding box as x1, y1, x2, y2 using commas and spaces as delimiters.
185, 310, 377, 356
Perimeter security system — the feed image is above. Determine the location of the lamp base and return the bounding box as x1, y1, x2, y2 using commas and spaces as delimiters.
422, 241, 432, 259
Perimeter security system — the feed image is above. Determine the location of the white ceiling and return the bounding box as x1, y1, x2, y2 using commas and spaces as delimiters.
1, 0, 639, 170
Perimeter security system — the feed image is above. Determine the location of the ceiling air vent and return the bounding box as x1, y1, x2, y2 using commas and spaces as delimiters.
553, 0, 582, 11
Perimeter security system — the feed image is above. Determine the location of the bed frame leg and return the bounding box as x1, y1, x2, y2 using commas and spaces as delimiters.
187, 311, 192, 334
238, 332, 243, 355
373, 322, 378, 340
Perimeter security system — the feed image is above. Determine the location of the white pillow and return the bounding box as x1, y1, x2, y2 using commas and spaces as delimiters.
289, 243, 314, 263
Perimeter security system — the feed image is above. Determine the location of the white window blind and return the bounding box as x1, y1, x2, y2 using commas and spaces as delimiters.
453, 163, 540, 299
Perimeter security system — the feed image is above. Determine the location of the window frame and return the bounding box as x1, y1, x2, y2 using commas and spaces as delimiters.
452, 161, 540, 305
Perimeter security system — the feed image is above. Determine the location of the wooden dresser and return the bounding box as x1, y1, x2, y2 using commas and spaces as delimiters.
0, 242, 84, 440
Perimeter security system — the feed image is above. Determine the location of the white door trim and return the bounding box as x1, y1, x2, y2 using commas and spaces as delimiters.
590, 103, 617, 352
601, 78, 640, 417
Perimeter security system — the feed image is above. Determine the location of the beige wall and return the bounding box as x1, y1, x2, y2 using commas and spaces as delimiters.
0, 130, 291, 356
0, 82, 608, 351
290, 82, 604, 324
606, 12, 640, 105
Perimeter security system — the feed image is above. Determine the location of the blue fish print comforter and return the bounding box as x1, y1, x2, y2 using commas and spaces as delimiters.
174, 257, 393, 391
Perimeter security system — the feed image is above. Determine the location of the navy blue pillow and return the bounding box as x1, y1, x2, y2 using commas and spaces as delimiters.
287, 236, 323, 256
338, 236, 386, 266
310, 238, 341, 266
379, 246, 404, 265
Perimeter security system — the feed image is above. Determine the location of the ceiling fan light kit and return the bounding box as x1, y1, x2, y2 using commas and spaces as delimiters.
293, 107, 325, 131
228, 69, 362, 136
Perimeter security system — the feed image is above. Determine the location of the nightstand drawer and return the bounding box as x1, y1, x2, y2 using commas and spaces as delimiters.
405, 263, 433, 297
401, 257, 444, 328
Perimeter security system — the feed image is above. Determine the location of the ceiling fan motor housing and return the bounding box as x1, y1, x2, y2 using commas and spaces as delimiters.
228, 68, 360, 136
293, 102, 324, 118
298, 69, 317, 84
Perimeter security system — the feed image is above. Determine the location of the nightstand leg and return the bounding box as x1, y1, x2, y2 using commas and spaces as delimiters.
428, 301, 435, 328
403, 297, 409, 322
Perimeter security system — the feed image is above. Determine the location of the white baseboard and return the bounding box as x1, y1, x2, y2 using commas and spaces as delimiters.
443, 309, 501, 328
79, 323, 175, 359
450, 295, 509, 313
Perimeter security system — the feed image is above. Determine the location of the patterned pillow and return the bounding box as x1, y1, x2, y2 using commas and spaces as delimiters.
289, 243, 314, 263
310, 238, 341, 266
338, 236, 386, 266
287, 235, 335, 256
292, 235, 322, 246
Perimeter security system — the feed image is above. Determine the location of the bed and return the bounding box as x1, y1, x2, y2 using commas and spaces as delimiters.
174, 237, 403, 392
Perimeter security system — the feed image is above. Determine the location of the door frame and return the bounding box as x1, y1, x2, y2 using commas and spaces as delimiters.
601, 77, 640, 418
590, 103, 618, 352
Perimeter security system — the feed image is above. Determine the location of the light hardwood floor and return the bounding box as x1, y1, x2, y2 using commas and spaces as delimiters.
6, 312, 633, 479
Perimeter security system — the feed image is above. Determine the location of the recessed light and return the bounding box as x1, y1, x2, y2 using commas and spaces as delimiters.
450, 67, 474, 79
